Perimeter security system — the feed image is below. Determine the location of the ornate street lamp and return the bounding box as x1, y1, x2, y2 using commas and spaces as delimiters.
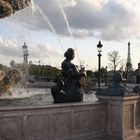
97, 41, 103, 87
105, 66, 108, 86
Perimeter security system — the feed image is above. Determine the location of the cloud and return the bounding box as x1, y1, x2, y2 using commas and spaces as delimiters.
28, 43, 63, 66
29, 43, 61, 59
4, 0, 140, 41
66, 0, 132, 40
0, 36, 62, 66
0, 36, 21, 57
59, 0, 77, 8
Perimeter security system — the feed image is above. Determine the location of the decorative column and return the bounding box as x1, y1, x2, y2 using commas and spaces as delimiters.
22, 42, 29, 81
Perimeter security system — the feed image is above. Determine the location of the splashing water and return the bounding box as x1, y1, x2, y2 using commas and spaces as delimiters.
30, 0, 64, 51
0, 87, 97, 106
0, 86, 51, 99
30, 0, 36, 14
57, 0, 80, 62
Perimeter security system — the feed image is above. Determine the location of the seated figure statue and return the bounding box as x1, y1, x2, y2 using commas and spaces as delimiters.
51, 48, 85, 103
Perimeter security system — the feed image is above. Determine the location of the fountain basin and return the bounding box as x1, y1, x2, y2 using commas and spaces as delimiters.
0, 102, 106, 140
0, 88, 97, 106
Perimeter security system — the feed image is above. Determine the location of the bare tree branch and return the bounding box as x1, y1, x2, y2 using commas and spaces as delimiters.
108, 50, 121, 72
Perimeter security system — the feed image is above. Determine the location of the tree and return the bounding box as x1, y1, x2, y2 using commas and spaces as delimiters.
28, 64, 61, 77
0, 63, 7, 71
119, 60, 127, 78
86, 70, 94, 78
108, 50, 121, 73
94, 67, 107, 80
10, 60, 16, 68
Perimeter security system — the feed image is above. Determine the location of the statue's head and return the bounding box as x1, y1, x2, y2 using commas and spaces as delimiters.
64, 48, 75, 60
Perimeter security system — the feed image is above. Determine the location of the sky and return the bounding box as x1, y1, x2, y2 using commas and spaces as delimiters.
1, 0, 140, 70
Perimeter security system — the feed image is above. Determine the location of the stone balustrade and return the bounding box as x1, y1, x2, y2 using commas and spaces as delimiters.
97, 95, 140, 140
0, 102, 106, 140
135, 97, 140, 135
0, 95, 140, 140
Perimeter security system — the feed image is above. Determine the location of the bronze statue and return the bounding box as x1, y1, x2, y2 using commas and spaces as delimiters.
0, 0, 31, 18
51, 48, 85, 103
96, 72, 133, 96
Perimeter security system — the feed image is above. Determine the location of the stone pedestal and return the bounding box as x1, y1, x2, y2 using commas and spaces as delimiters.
97, 95, 140, 140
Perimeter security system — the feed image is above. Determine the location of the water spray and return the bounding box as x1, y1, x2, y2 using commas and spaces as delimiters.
32, 2, 64, 51
57, 0, 80, 63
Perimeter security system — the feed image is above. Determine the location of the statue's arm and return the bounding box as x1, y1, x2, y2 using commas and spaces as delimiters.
62, 63, 85, 79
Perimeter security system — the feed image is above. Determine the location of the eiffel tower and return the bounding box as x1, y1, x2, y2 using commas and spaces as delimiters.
126, 42, 133, 72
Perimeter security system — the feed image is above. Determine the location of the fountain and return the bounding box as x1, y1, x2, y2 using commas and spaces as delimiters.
0, 0, 97, 106
0, 0, 32, 99
0, 69, 22, 94
0, 0, 31, 18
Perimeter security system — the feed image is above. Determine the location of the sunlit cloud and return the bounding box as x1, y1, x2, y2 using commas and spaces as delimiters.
1, 0, 140, 68
5, 0, 139, 41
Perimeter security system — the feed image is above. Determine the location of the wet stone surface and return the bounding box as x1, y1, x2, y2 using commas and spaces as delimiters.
0, 88, 97, 106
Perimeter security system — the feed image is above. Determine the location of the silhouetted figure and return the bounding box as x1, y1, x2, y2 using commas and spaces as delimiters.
51, 48, 85, 103
97, 72, 133, 96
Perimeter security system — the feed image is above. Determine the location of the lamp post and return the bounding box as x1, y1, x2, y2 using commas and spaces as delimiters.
97, 41, 103, 87
105, 66, 108, 86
